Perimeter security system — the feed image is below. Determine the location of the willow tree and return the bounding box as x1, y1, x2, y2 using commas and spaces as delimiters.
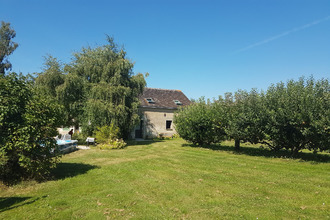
35, 55, 65, 98
61, 36, 146, 138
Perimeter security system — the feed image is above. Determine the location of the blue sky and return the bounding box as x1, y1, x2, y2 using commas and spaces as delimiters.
1, 0, 330, 99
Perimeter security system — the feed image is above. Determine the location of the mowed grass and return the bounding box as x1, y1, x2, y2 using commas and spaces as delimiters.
1, 139, 329, 219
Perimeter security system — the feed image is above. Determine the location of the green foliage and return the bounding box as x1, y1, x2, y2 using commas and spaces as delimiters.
68, 37, 146, 137
98, 139, 127, 150
264, 77, 330, 153
56, 73, 86, 127
35, 36, 146, 138
0, 21, 18, 75
71, 132, 88, 145
35, 55, 85, 128
175, 77, 329, 154
217, 89, 266, 149
0, 73, 63, 183
94, 124, 126, 149
94, 124, 119, 144
171, 133, 180, 139
35, 55, 65, 98
174, 98, 226, 145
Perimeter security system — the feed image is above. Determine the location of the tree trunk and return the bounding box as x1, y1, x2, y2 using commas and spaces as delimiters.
235, 139, 240, 151
291, 146, 299, 156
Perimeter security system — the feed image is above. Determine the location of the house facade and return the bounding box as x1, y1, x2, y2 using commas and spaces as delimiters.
132, 88, 191, 139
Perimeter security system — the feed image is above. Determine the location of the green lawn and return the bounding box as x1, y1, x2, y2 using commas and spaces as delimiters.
1, 139, 329, 219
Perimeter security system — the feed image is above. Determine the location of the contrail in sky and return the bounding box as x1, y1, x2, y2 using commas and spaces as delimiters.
234, 15, 330, 54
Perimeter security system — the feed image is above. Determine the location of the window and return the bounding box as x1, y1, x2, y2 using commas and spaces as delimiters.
146, 98, 155, 104
166, 120, 172, 130
173, 100, 182, 105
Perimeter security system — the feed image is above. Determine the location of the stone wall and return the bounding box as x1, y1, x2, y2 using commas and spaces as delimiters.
132, 108, 177, 139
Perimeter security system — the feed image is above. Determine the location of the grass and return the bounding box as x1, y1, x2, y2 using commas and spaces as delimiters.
1, 139, 329, 219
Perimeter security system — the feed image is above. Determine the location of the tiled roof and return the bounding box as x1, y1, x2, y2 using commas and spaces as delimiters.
139, 88, 191, 109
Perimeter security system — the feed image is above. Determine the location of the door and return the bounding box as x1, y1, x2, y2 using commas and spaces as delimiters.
135, 120, 143, 138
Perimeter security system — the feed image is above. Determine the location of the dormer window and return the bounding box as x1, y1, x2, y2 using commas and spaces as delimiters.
146, 98, 155, 104
174, 100, 182, 105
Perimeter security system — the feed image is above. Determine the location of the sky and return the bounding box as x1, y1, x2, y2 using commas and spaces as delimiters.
1, 0, 330, 99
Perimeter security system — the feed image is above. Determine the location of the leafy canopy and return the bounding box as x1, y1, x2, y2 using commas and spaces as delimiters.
0, 21, 18, 75
264, 77, 330, 153
0, 73, 63, 183
174, 77, 329, 154
174, 98, 226, 145
215, 89, 266, 149
35, 36, 146, 138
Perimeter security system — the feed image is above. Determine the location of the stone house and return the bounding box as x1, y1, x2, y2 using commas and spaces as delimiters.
133, 88, 191, 139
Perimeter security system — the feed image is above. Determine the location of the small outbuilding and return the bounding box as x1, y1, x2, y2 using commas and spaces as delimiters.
132, 88, 191, 139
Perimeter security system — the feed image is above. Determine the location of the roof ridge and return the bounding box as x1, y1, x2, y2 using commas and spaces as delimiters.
145, 87, 182, 92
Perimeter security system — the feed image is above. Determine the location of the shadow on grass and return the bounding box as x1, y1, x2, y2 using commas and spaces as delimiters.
182, 143, 330, 163
126, 139, 165, 146
51, 163, 99, 180
0, 195, 47, 212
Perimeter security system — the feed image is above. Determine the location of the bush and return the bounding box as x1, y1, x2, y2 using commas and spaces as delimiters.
72, 132, 88, 145
94, 124, 126, 149
171, 133, 180, 139
98, 139, 127, 149
174, 98, 226, 145
0, 73, 63, 183
94, 124, 119, 143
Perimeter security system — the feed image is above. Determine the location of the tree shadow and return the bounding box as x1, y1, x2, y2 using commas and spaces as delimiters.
0, 162, 99, 186
0, 195, 47, 212
182, 143, 330, 163
126, 139, 165, 146
51, 162, 99, 180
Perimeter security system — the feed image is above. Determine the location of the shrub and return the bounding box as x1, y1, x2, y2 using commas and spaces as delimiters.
0, 73, 63, 183
94, 124, 119, 143
71, 132, 86, 145
94, 124, 126, 149
171, 133, 180, 139
98, 139, 127, 149
174, 98, 226, 145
